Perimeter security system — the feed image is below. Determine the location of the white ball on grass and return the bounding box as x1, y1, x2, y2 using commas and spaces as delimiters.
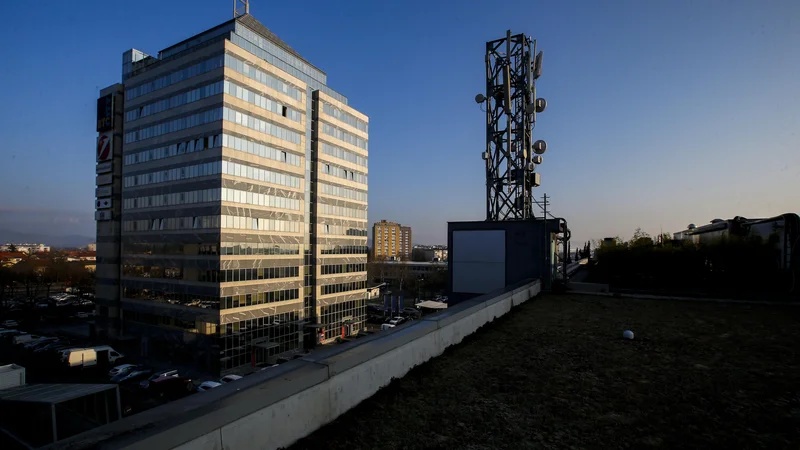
623, 330, 634, 340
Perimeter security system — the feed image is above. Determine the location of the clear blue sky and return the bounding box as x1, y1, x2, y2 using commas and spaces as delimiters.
0, 0, 798, 245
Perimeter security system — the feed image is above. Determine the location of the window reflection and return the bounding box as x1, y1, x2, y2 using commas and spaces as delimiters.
320, 263, 366, 275
320, 281, 367, 296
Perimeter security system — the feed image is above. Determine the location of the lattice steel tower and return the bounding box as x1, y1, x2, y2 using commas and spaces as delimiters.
477, 30, 547, 221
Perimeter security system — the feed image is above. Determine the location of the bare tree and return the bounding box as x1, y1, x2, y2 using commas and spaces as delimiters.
396, 263, 411, 292
0, 266, 13, 308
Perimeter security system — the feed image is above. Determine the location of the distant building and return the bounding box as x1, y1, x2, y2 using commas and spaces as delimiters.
0, 243, 50, 254
373, 260, 447, 285
0, 252, 27, 267
372, 220, 412, 260
412, 245, 448, 262
673, 213, 800, 270
87, 243, 97, 251
63, 251, 97, 263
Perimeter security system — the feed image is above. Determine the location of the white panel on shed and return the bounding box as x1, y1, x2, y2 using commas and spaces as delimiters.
452, 230, 505, 294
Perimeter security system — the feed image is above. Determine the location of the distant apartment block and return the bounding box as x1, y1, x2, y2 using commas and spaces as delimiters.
372, 220, 411, 260
0, 243, 50, 254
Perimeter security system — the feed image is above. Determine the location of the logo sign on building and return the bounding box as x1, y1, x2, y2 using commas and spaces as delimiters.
96, 161, 113, 174
95, 186, 112, 197
97, 131, 113, 162
96, 198, 112, 210
96, 93, 114, 132
95, 210, 112, 221
96, 173, 113, 186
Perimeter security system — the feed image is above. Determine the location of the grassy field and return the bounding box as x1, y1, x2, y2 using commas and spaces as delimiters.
290, 294, 800, 450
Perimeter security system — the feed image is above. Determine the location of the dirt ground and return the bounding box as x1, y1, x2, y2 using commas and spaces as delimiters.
290, 294, 800, 450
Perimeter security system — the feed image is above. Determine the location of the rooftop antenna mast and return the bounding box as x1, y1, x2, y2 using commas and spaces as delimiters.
475, 30, 547, 221
234, 0, 250, 18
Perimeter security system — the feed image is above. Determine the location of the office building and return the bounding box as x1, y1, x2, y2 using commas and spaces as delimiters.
94, 12, 369, 375
372, 220, 412, 260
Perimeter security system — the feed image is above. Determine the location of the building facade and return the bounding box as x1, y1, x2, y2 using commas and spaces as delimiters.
96, 14, 368, 375
372, 220, 412, 260
374, 260, 447, 284
411, 245, 448, 262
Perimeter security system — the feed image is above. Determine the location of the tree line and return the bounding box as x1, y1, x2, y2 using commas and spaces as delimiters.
0, 253, 95, 307
590, 227, 797, 298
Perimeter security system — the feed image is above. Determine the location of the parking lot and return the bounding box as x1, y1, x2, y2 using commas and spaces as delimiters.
2, 290, 451, 422
364, 296, 448, 333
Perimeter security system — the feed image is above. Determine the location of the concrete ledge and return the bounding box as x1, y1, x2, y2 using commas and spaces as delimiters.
48, 279, 541, 450
303, 319, 440, 377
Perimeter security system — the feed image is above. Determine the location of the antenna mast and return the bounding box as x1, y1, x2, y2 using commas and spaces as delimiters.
234, 0, 250, 18
477, 30, 547, 221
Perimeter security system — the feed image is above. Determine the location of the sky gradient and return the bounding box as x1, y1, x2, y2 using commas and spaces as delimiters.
0, 0, 798, 245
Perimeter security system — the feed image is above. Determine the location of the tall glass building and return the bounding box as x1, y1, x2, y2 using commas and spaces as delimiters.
97, 14, 368, 375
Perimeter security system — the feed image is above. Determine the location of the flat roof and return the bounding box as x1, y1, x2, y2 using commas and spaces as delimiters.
381, 261, 447, 266
416, 301, 448, 309
0, 383, 117, 405
157, 14, 324, 76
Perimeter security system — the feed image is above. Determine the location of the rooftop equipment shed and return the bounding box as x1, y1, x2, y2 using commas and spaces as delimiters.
0, 383, 120, 448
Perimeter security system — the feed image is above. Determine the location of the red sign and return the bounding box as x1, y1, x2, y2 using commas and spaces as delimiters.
97, 132, 112, 162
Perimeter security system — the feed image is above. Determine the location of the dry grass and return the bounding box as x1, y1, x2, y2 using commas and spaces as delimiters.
290, 294, 800, 450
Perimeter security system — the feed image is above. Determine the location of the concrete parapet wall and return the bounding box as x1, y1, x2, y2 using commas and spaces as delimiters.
49, 279, 541, 450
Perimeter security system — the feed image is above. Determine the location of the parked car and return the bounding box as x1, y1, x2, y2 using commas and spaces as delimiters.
388, 316, 407, 326
108, 363, 138, 378
380, 323, 396, 331
75, 312, 90, 319
0, 330, 23, 341
219, 374, 243, 384
195, 381, 222, 392
140, 369, 179, 388
34, 342, 70, 354
13, 334, 42, 346
402, 307, 421, 318
24, 337, 59, 351
145, 376, 194, 399
113, 367, 153, 384
1, 320, 19, 328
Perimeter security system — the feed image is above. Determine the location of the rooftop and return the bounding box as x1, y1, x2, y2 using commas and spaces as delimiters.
0, 383, 117, 405
156, 14, 324, 75
291, 294, 800, 449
